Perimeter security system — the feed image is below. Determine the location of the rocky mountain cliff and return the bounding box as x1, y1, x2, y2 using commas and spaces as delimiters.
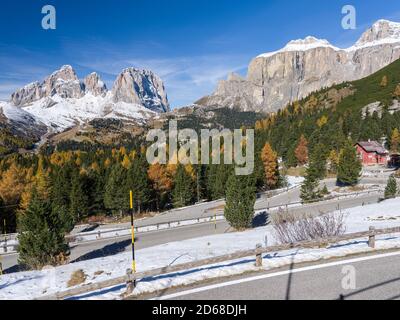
5, 65, 170, 131
198, 19, 400, 112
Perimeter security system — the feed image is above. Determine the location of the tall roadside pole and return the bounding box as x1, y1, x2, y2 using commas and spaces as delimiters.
129, 190, 136, 286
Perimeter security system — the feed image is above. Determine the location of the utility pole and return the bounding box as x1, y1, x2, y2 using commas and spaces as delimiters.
129, 191, 136, 287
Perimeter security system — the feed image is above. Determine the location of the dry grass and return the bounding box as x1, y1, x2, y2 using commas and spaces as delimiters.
285, 166, 307, 177
204, 204, 225, 214
67, 269, 87, 288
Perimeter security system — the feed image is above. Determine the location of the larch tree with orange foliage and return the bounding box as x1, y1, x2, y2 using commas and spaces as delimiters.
261, 142, 280, 190
295, 135, 309, 166
148, 163, 173, 210
0, 162, 26, 205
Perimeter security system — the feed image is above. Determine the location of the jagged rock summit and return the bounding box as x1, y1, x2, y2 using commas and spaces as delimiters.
5, 65, 170, 130
112, 67, 169, 113
199, 19, 400, 112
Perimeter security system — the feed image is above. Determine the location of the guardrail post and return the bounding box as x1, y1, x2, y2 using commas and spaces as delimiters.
125, 268, 135, 295
255, 244, 263, 267
3, 240, 7, 253
368, 226, 376, 248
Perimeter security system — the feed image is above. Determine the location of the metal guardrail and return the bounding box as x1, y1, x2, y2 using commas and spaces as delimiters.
38, 225, 400, 300
1, 188, 384, 254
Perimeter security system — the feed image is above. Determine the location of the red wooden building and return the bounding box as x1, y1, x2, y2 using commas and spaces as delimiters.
355, 141, 389, 166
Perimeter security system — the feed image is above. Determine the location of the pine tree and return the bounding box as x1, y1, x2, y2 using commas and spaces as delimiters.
309, 143, 327, 180
127, 155, 151, 213
104, 163, 128, 214
261, 142, 280, 189
172, 164, 195, 208
295, 135, 309, 166
212, 164, 232, 199
87, 167, 106, 214
224, 174, 256, 230
300, 161, 323, 203
69, 169, 89, 222
337, 141, 362, 186
384, 175, 398, 199
17, 189, 70, 269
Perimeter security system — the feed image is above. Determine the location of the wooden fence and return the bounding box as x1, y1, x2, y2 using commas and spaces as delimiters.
39, 225, 400, 300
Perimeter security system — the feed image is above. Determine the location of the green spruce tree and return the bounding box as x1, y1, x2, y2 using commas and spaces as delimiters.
300, 166, 323, 203
337, 140, 362, 186
224, 174, 256, 230
172, 164, 195, 208
300, 145, 327, 203
18, 189, 70, 269
384, 175, 398, 199
104, 163, 128, 214
126, 155, 151, 213
69, 170, 89, 223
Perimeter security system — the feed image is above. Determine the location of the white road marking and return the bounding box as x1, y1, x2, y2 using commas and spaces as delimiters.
152, 250, 400, 300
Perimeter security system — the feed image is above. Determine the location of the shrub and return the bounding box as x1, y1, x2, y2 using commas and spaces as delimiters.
272, 210, 346, 244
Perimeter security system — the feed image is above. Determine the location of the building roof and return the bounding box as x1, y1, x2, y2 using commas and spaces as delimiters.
356, 141, 388, 154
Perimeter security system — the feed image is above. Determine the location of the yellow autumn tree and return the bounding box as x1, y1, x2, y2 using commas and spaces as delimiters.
0, 163, 26, 205
317, 115, 328, 128
394, 84, 400, 98
33, 157, 51, 199
121, 154, 131, 169
391, 128, 400, 153
104, 158, 112, 168
148, 163, 173, 209
380, 75, 388, 87
261, 142, 279, 189
90, 162, 100, 173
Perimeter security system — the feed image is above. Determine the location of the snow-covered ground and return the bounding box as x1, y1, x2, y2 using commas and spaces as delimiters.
21, 93, 154, 131
286, 176, 305, 187
2, 198, 400, 300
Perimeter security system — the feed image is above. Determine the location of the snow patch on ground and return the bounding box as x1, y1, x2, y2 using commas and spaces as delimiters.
286, 176, 305, 187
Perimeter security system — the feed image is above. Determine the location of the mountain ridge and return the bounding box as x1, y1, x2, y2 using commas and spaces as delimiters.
198, 19, 400, 113
3, 65, 170, 131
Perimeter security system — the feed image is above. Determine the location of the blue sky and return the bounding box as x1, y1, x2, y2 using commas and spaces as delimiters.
1, 0, 400, 108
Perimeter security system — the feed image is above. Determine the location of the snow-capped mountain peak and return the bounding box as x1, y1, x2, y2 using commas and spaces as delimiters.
258, 36, 339, 58
4, 65, 169, 131
354, 19, 400, 48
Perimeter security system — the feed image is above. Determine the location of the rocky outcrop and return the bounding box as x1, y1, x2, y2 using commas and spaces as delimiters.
41, 65, 83, 99
10, 65, 169, 113
112, 68, 169, 113
11, 65, 84, 105
199, 20, 400, 113
11, 81, 42, 106
84, 72, 107, 96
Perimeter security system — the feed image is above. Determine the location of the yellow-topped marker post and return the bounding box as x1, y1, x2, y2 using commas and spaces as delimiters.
129, 191, 136, 286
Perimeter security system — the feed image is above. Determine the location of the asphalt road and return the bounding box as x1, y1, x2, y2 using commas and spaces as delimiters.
152, 251, 400, 300
90, 177, 386, 230
0, 177, 387, 273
